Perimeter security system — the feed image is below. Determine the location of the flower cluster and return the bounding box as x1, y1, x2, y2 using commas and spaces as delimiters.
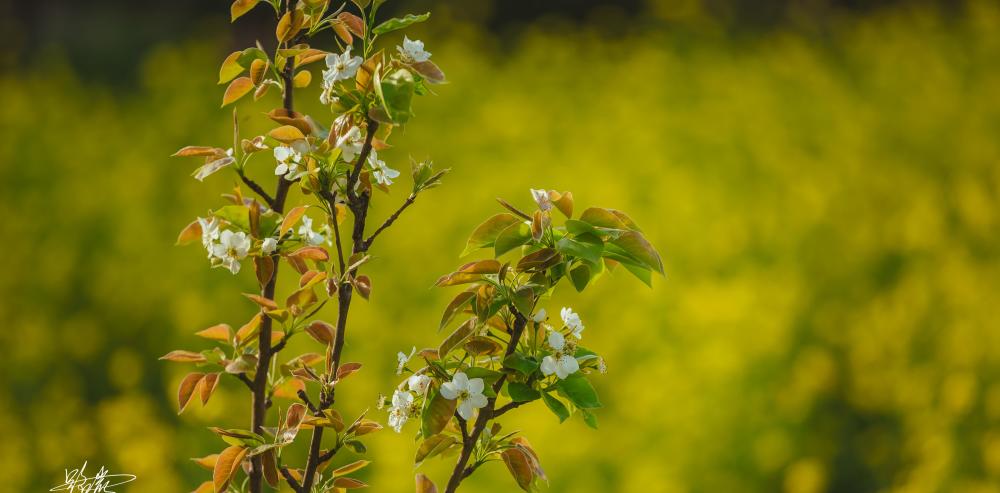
198, 217, 251, 274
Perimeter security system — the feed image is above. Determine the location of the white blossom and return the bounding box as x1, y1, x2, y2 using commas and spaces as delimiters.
297, 216, 328, 246
324, 48, 363, 82
273, 145, 305, 180
532, 308, 547, 323
388, 390, 415, 433
261, 237, 278, 254
211, 230, 251, 275
335, 126, 364, 162
560, 307, 585, 338
397, 36, 431, 63
368, 151, 400, 186
198, 217, 221, 258
531, 188, 552, 211
440, 372, 487, 420
540, 330, 580, 380
407, 374, 431, 395
396, 347, 416, 375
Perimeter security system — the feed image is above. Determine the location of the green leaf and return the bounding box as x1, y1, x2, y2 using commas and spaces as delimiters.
462, 213, 521, 256
612, 230, 664, 274
372, 12, 430, 35
507, 382, 540, 402
376, 68, 415, 124
503, 354, 540, 375
569, 263, 591, 292
580, 408, 599, 429
421, 388, 457, 438
556, 375, 602, 409
579, 207, 627, 230
213, 205, 251, 231
495, 222, 531, 257
622, 261, 652, 287
510, 285, 535, 318
344, 440, 367, 454
463, 367, 502, 384
415, 434, 457, 466
556, 233, 603, 265
541, 392, 570, 423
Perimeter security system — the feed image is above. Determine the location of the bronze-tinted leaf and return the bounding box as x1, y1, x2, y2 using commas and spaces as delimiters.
177, 372, 206, 413
281, 403, 307, 441
439, 288, 476, 331
176, 220, 203, 246
200, 373, 220, 405
261, 449, 279, 488
336, 362, 362, 381
276, 9, 305, 42
290, 246, 329, 261
266, 108, 312, 135
191, 454, 219, 471
338, 12, 365, 36
254, 256, 275, 286
305, 320, 335, 345
279, 206, 308, 237
213, 445, 248, 493
438, 318, 477, 358
222, 77, 254, 107
415, 473, 438, 493
612, 230, 664, 274
219, 51, 244, 84
464, 336, 503, 356
332, 477, 368, 489
353, 419, 383, 436
420, 389, 457, 438
243, 293, 279, 310
579, 207, 627, 230
235, 313, 264, 345
249, 58, 268, 85
332, 20, 353, 44
462, 213, 521, 256
293, 70, 312, 88
196, 323, 232, 342
268, 125, 306, 143
410, 60, 446, 84
160, 350, 207, 363
516, 248, 560, 272
353, 275, 372, 300
333, 459, 371, 476
173, 146, 224, 158
500, 448, 534, 491
549, 190, 574, 218
231, 0, 260, 21
414, 434, 457, 465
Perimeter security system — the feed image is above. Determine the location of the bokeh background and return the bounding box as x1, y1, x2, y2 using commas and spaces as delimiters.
2, 0, 999, 491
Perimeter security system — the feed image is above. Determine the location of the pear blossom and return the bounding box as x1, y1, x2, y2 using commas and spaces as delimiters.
396, 347, 416, 375
322, 48, 363, 85
440, 372, 487, 420
273, 145, 304, 180
261, 237, 278, 254
532, 308, 547, 323
211, 230, 251, 274
531, 189, 552, 211
540, 330, 580, 380
388, 390, 416, 433
397, 36, 431, 63
368, 151, 400, 186
335, 126, 364, 162
198, 217, 221, 256
560, 307, 585, 338
407, 374, 431, 395
297, 216, 329, 246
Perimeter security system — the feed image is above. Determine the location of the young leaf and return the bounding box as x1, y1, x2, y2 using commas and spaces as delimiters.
556, 375, 602, 409
503, 353, 540, 375
200, 373, 221, 405
612, 230, 664, 274
372, 12, 430, 35
213, 445, 249, 493
507, 382, 541, 402
462, 213, 521, 256
177, 373, 206, 413
378, 68, 416, 124
438, 318, 477, 358
160, 350, 207, 363
494, 222, 532, 257
415, 474, 438, 493
500, 448, 535, 491
541, 391, 570, 423
219, 51, 245, 84
222, 77, 254, 107
231, 0, 260, 21
439, 288, 476, 331
421, 388, 457, 438
414, 434, 457, 466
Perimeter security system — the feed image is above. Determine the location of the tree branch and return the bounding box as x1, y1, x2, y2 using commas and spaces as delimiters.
238, 170, 275, 209
364, 192, 416, 248
494, 400, 528, 417
279, 466, 302, 492
345, 120, 378, 203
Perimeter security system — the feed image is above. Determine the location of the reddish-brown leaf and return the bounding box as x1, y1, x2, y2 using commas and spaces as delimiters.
177, 373, 206, 413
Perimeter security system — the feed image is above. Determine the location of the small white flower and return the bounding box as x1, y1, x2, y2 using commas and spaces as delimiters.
198, 217, 221, 257
440, 372, 487, 420
335, 126, 364, 162
297, 216, 328, 246
531, 189, 552, 211
273, 145, 304, 180
397, 36, 431, 63
261, 237, 278, 254
560, 307, 585, 338
597, 357, 607, 375
540, 330, 580, 380
396, 347, 416, 375
388, 390, 415, 433
532, 308, 547, 323
368, 151, 400, 186
323, 48, 363, 84
376, 393, 386, 410
407, 374, 431, 395
211, 230, 251, 274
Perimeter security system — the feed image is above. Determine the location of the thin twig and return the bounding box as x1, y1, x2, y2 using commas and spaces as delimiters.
279, 467, 302, 492
238, 171, 275, 208
364, 192, 416, 248
236, 373, 254, 391
493, 400, 527, 417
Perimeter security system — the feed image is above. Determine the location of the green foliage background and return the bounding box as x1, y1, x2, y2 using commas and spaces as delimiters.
2, 1, 1000, 492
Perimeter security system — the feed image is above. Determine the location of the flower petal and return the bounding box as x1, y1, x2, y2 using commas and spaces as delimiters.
457, 400, 475, 420
467, 378, 484, 395
440, 382, 459, 400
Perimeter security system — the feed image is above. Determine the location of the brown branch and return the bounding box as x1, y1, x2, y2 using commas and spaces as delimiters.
444, 307, 528, 493
345, 119, 379, 203
279, 467, 302, 492
235, 373, 254, 391
238, 171, 275, 209
364, 192, 416, 248
493, 400, 528, 417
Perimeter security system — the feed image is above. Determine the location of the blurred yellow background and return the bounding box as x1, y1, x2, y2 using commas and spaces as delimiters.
1, 0, 999, 491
